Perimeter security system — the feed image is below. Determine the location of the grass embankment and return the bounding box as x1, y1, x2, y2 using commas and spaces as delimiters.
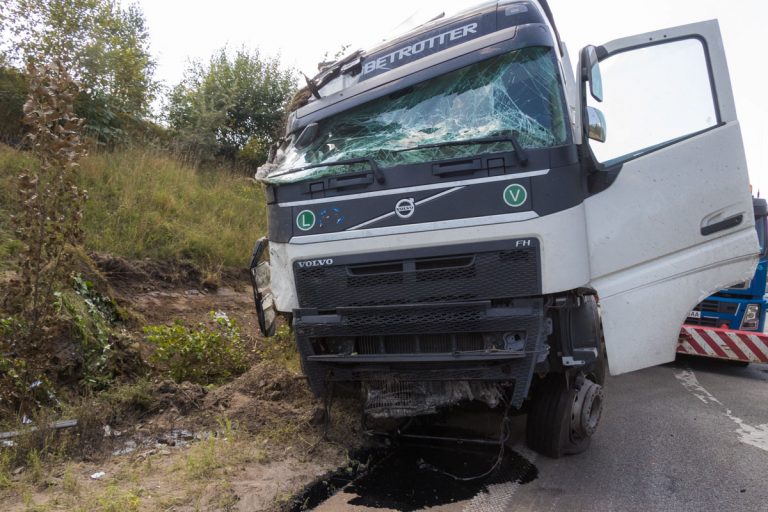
0, 143, 266, 271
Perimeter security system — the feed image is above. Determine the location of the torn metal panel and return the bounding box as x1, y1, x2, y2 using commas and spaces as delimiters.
0, 419, 78, 441
364, 380, 504, 419
260, 47, 566, 185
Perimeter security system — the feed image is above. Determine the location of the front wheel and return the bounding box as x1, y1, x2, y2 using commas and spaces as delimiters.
526, 374, 604, 458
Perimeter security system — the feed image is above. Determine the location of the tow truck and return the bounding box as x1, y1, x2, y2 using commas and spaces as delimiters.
678, 197, 768, 364
250, 0, 758, 457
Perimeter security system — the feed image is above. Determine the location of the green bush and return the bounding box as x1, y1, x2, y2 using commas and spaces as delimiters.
55, 274, 128, 389
0, 316, 54, 414
0, 67, 26, 145
145, 312, 248, 384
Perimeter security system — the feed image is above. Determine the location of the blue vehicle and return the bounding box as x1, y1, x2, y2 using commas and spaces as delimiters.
686, 197, 768, 332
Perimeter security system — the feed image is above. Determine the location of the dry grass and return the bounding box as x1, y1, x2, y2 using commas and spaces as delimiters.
0, 143, 267, 271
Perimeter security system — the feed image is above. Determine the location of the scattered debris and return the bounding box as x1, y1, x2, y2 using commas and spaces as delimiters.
90, 471, 106, 480
0, 419, 78, 440
111, 440, 137, 456
103, 425, 122, 437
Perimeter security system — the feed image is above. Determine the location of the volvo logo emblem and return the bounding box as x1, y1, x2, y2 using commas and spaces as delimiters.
395, 198, 415, 219
296, 258, 334, 268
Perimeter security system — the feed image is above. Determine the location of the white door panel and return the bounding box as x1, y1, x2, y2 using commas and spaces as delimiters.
598, 253, 757, 374
583, 20, 758, 375
586, 122, 753, 280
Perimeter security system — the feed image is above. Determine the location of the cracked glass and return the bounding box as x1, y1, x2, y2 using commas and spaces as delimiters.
265, 46, 567, 185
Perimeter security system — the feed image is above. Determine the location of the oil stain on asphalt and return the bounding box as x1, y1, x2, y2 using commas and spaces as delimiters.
290, 436, 538, 511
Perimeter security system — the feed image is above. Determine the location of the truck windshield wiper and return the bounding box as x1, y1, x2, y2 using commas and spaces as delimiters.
270, 157, 386, 184
396, 133, 529, 166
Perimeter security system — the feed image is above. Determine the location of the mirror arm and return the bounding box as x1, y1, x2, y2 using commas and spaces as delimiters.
578, 46, 606, 175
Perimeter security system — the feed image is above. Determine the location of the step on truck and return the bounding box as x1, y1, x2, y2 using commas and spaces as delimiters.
678, 197, 768, 364
250, 0, 759, 457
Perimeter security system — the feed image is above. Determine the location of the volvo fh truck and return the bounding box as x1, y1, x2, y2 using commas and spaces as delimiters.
250, 1, 758, 457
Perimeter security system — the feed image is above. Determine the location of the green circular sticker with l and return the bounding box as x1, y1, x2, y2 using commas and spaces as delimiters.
296, 210, 316, 231
503, 183, 528, 207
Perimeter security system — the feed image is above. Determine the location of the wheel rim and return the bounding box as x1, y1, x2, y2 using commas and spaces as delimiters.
570, 378, 604, 441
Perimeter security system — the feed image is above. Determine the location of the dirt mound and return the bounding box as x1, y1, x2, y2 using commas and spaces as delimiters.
153, 380, 208, 415
137, 361, 363, 452
202, 362, 316, 431
91, 253, 202, 290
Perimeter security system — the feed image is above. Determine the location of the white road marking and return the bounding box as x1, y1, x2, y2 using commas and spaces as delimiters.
723, 409, 768, 453
675, 368, 768, 453
674, 368, 722, 406
462, 446, 538, 512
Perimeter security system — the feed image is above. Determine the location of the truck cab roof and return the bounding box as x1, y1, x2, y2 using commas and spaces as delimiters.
286, 0, 562, 137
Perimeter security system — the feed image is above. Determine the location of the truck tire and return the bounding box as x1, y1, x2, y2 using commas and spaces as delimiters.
581, 294, 607, 385
585, 338, 607, 385
526, 374, 603, 458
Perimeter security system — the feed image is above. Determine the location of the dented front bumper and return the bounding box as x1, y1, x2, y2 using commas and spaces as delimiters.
293, 299, 548, 408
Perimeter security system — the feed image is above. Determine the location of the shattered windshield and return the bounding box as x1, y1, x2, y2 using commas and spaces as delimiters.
266, 46, 567, 184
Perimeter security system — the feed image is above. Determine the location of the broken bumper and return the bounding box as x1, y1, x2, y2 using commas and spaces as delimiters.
293, 298, 548, 408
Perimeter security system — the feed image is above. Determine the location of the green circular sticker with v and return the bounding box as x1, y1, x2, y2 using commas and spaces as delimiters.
503, 183, 527, 207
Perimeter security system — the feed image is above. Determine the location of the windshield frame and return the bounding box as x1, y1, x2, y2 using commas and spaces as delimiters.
266, 45, 570, 185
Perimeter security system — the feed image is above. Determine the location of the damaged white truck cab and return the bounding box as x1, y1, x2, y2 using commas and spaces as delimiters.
250, 0, 758, 457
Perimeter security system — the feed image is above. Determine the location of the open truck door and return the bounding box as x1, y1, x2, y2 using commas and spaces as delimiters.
580, 21, 759, 374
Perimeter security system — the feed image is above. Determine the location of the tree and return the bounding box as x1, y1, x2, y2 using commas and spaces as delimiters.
10, 61, 87, 341
167, 47, 296, 168
4, 0, 158, 143
0, 67, 27, 144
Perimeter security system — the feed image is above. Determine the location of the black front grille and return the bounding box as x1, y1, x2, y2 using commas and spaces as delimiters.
685, 316, 719, 327
314, 332, 514, 356
697, 300, 738, 315
295, 302, 540, 337
294, 240, 540, 309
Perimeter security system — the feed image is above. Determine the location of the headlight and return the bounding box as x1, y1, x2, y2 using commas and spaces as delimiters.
740, 303, 761, 331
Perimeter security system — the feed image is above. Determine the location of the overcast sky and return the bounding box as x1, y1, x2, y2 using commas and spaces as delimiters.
133, 0, 767, 193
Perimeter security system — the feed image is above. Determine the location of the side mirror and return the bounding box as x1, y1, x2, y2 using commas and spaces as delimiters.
582, 45, 604, 102
587, 106, 607, 142
249, 237, 277, 337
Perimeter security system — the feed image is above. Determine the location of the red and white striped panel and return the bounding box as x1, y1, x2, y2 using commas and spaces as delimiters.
678, 325, 768, 363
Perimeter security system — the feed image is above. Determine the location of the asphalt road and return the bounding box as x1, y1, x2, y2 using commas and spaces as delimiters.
315, 357, 768, 512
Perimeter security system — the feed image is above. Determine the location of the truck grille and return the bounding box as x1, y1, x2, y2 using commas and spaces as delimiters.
312, 331, 526, 356
696, 300, 739, 315
294, 240, 540, 309
685, 316, 719, 327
